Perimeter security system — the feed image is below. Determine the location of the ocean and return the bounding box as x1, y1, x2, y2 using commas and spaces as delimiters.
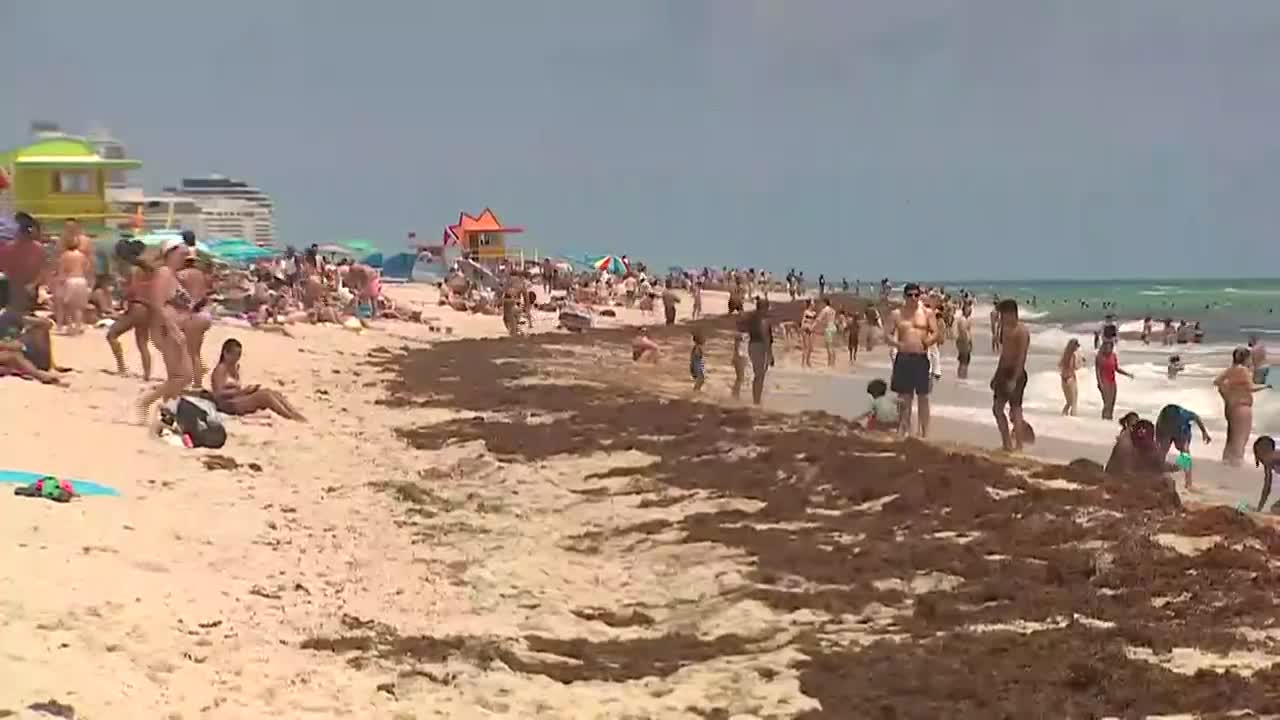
803, 276, 1280, 446
951, 278, 1280, 442
947, 277, 1280, 343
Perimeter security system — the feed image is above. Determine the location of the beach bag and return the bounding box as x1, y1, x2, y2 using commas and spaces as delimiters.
161, 396, 227, 449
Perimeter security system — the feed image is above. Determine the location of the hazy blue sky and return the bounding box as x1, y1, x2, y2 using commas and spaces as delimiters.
4, 1, 1279, 279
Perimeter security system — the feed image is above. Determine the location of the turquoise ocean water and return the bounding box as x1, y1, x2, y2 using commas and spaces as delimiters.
943, 278, 1280, 343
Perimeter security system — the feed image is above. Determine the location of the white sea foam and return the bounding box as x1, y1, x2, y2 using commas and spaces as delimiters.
1224, 287, 1280, 296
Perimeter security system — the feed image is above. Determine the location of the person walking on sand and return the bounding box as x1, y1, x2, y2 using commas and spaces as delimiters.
1094, 340, 1132, 421
731, 317, 749, 400
989, 306, 1001, 352
107, 240, 154, 379
991, 299, 1030, 452
689, 329, 706, 392
846, 308, 862, 365
746, 298, 774, 405
662, 280, 679, 326
816, 297, 838, 367
1215, 347, 1269, 466
134, 239, 195, 424
954, 304, 974, 379
887, 283, 937, 438
176, 231, 212, 387
1058, 338, 1083, 416
691, 279, 703, 320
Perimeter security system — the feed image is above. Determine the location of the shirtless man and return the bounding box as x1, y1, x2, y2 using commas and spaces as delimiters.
0, 212, 48, 318
991, 299, 1031, 451
886, 283, 938, 437
55, 231, 92, 334
955, 304, 974, 379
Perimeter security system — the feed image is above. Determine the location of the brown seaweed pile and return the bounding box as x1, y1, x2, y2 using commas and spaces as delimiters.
337, 311, 1280, 717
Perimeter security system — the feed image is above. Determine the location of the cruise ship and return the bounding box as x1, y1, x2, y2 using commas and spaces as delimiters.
166, 174, 276, 247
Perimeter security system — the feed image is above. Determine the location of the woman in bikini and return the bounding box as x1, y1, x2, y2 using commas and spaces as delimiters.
800, 299, 817, 368
176, 254, 213, 387
136, 240, 195, 423
1215, 347, 1269, 466
1058, 338, 1082, 416
106, 240, 154, 380
210, 338, 307, 421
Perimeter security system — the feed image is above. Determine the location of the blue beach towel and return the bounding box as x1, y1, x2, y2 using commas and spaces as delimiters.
0, 469, 121, 497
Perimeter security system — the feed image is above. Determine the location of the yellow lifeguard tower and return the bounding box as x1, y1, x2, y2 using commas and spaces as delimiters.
0, 135, 141, 234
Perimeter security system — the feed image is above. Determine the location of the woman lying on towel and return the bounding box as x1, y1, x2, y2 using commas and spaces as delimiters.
209, 338, 306, 421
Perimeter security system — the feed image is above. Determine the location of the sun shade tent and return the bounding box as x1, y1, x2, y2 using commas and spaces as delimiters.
204, 237, 277, 264
338, 239, 377, 256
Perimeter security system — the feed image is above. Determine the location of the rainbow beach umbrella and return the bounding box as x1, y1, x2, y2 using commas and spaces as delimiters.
590, 255, 629, 275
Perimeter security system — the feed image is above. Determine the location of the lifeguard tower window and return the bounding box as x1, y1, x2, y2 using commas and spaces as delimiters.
53, 171, 93, 194
477, 232, 497, 246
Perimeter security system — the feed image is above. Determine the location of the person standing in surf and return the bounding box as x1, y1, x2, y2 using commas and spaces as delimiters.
1094, 340, 1133, 421
955, 304, 973, 379
991, 299, 1030, 452
1058, 338, 1083, 416
1249, 335, 1269, 386
887, 283, 937, 438
1216, 347, 1269, 466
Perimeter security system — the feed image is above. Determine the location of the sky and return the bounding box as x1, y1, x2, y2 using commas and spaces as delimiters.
3, 0, 1279, 280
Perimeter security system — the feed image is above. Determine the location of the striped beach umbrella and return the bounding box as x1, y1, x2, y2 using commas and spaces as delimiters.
590, 255, 629, 275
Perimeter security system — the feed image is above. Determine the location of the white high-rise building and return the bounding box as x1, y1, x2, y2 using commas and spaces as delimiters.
134, 194, 268, 242
168, 174, 275, 247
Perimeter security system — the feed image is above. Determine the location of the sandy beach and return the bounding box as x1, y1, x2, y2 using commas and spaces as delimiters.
4, 286, 1280, 718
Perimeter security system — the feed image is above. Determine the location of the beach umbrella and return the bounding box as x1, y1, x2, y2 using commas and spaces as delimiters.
362, 252, 384, 269
339, 239, 377, 256
590, 255, 628, 275
317, 244, 354, 255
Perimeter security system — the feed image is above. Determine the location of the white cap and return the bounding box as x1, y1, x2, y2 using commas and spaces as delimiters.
161, 237, 185, 255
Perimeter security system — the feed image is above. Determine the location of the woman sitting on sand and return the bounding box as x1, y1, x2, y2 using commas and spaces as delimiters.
1215, 347, 1268, 466
210, 338, 307, 421
1058, 338, 1083, 416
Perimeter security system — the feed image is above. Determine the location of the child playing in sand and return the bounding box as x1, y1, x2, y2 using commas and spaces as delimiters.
1253, 436, 1279, 513
857, 379, 899, 431
690, 329, 705, 392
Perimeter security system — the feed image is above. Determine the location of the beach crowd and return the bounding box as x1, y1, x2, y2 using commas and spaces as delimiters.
2, 210, 1276, 511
